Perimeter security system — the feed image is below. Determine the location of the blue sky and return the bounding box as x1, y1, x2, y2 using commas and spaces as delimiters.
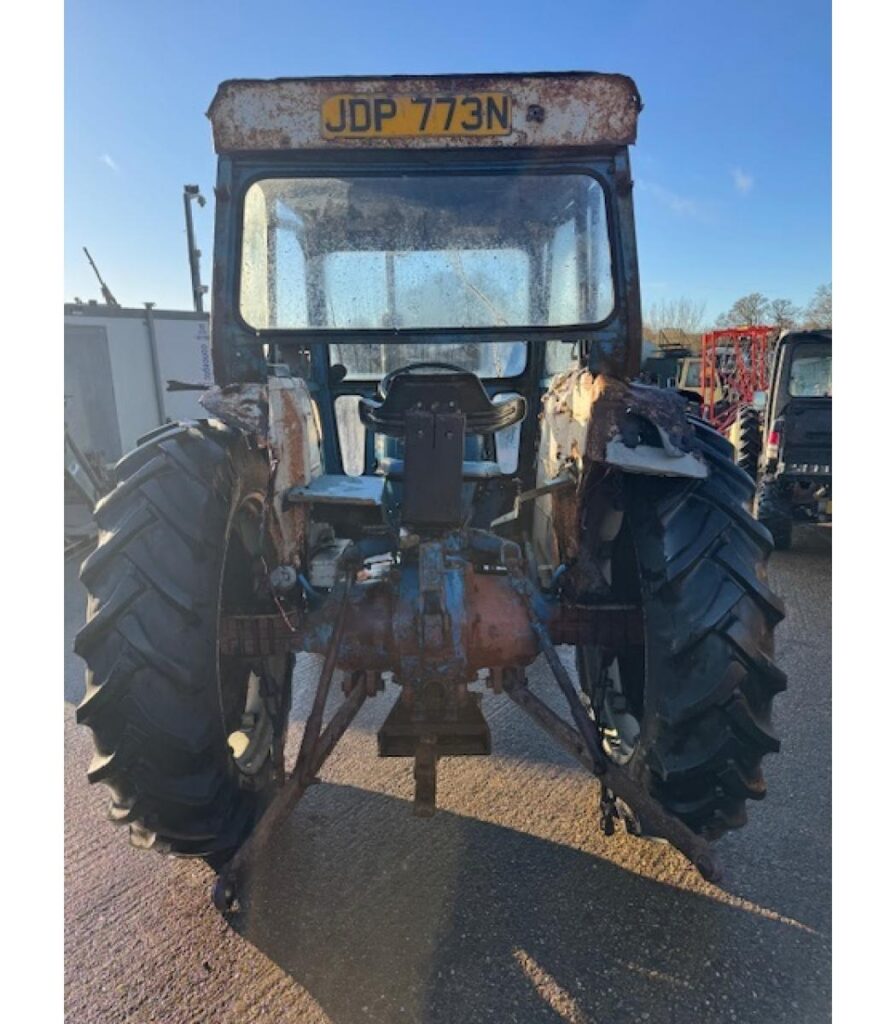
64, 0, 830, 322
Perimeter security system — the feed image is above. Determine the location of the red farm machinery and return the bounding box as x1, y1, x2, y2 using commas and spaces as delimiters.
699, 326, 775, 431
690, 325, 776, 483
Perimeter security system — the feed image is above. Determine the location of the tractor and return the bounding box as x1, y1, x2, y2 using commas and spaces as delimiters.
74, 73, 786, 910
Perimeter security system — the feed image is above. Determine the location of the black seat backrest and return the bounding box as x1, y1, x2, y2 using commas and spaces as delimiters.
358, 372, 526, 438
358, 371, 526, 528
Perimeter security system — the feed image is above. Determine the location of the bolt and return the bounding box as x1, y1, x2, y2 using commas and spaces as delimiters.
269, 565, 297, 593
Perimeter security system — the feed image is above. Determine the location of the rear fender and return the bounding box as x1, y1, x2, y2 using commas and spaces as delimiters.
532, 371, 706, 583
200, 374, 323, 568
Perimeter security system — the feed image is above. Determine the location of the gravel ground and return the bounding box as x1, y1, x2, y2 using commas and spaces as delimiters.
64, 527, 831, 1024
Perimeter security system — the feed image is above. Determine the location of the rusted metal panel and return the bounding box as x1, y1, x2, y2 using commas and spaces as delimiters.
533, 371, 707, 577
541, 370, 706, 475
201, 377, 324, 566
208, 73, 640, 152
267, 376, 323, 567
200, 382, 267, 435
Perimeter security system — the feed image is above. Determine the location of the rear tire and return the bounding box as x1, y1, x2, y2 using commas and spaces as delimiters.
756, 477, 793, 551
729, 406, 762, 481
74, 423, 293, 858
577, 418, 786, 840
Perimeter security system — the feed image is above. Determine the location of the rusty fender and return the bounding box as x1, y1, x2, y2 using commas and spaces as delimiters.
536, 371, 707, 568
200, 376, 323, 568
541, 370, 706, 479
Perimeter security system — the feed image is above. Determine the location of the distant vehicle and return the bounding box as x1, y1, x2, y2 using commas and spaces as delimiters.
752, 330, 832, 549
641, 344, 689, 388
686, 326, 775, 433
676, 355, 725, 407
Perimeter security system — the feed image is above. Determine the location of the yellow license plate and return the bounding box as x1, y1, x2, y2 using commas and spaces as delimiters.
322, 92, 512, 139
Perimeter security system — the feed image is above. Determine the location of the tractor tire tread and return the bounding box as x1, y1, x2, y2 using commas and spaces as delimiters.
581, 416, 786, 841
75, 423, 266, 858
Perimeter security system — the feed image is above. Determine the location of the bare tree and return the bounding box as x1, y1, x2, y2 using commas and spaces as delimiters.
645, 296, 707, 335
644, 297, 707, 354
768, 298, 802, 331
803, 283, 832, 329
715, 292, 771, 327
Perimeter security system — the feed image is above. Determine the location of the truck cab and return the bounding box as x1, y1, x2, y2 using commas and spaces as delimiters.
756, 329, 832, 548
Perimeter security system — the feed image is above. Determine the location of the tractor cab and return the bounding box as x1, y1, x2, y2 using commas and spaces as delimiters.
207, 74, 643, 502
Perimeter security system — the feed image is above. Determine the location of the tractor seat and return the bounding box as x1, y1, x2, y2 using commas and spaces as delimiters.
358, 367, 526, 438
357, 364, 526, 526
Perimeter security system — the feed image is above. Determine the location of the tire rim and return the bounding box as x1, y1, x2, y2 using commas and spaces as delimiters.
597, 658, 640, 764
577, 502, 643, 766
218, 489, 286, 782
226, 669, 276, 776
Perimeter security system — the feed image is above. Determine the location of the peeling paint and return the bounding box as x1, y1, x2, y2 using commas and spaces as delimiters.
533, 371, 705, 572
267, 376, 323, 568
208, 73, 640, 153
200, 382, 268, 436
541, 370, 701, 467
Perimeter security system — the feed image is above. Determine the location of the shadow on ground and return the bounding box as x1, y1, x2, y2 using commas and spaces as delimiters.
231, 784, 828, 1024
64, 516, 831, 1024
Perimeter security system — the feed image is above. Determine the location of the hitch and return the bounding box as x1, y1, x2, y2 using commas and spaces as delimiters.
213, 547, 718, 914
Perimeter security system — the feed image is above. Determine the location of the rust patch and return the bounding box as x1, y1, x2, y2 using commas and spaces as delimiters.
551, 488, 580, 563
543, 370, 697, 465
267, 377, 322, 568
536, 371, 702, 575
200, 379, 323, 568
208, 72, 640, 153
200, 383, 268, 436
465, 570, 539, 669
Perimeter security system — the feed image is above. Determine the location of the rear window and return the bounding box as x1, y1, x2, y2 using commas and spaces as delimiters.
788, 344, 832, 398
239, 173, 614, 332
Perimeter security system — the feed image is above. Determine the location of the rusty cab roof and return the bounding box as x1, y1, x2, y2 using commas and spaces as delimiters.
207, 72, 641, 154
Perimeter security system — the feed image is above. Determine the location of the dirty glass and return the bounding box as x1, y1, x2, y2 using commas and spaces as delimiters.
545, 340, 580, 375
334, 394, 365, 475
240, 174, 614, 331
788, 346, 832, 398
683, 362, 702, 388
329, 341, 526, 380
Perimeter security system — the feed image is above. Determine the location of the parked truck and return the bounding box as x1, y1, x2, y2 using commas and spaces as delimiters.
754, 329, 832, 549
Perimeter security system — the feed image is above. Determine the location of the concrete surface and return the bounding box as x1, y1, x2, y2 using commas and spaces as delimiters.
64, 528, 831, 1024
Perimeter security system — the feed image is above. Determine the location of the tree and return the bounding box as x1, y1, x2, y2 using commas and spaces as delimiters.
803, 283, 832, 329
768, 298, 802, 331
644, 297, 707, 353
715, 292, 771, 327
645, 296, 707, 336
